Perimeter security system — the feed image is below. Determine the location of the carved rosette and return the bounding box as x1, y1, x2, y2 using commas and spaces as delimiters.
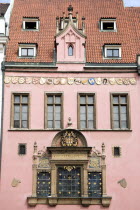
61, 131, 78, 147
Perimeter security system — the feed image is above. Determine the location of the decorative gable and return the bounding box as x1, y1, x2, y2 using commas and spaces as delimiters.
55, 5, 86, 63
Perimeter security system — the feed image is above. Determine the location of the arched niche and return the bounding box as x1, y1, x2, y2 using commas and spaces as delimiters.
51, 128, 88, 147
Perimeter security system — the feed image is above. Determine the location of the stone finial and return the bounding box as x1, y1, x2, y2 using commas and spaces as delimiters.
82, 16, 85, 33
67, 117, 72, 128
68, 5, 73, 21
33, 142, 37, 154
102, 142, 105, 155
56, 16, 59, 33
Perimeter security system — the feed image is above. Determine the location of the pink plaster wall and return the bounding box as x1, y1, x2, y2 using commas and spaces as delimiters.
0, 69, 140, 210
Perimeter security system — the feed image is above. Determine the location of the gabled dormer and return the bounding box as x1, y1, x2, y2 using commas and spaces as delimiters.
55, 5, 86, 63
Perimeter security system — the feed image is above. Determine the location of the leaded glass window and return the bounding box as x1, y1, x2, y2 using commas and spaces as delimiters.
37, 172, 51, 197
111, 94, 129, 129
68, 45, 73, 56
79, 94, 95, 129
88, 172, 102, 198
46, 94, 62, 129
58, 167, 81, 197
12, 94, 29, 128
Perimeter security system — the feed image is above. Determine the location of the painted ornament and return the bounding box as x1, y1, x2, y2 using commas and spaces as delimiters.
129, 78, 136, 85
109, 78, 116, 85
26, 77, 32, 84
46, 78, 53, 85
32, 78, 39, 84
75, 78, 81, 85
103, 78, 108, 85
123, 78, 130, 85
82, 79, 88, 85
68, 78, 74, 85
12, 77, 18, 84
4, 77, 11, 84
116, 78, 123, 85
40, 77, 46, 85
60, 78, 67, 85
88, 78, 95, 85
95, 78, 102, 85
19, 77, 25, 84
53, 78, 60, 85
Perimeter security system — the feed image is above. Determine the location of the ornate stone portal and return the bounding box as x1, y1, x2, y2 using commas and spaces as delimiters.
27, 129, 112, 207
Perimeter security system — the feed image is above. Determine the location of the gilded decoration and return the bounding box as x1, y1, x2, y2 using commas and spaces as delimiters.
61, 131, 78, 147
38, 157, 50, 168
89, 157, 100, 168
4, 76, 137, 85
64, 166, 76, 171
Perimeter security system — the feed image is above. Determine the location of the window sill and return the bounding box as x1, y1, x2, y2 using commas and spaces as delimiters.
100, 30, 117, 32
103, 57, 121, 59
27, 196, 112, 207
18, 56, 36, 59
8, 129, 132, 132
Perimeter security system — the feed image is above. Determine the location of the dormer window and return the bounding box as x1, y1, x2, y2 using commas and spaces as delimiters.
23, 17, 39, 30
68, 45, 73, 56
104, 44, 121, 59
19, 44, 37, 57
100, 18, 117, 32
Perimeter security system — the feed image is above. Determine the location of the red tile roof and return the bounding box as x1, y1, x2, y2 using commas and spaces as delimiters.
6, 0, 140, 63
0, 3, 9, 16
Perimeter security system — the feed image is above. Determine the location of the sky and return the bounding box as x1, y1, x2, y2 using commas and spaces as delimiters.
0, 0, 140, 7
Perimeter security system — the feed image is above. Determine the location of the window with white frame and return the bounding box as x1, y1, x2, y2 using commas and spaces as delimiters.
100, 18, 116, 31
104, 45, 121, 59
23, 18, 39, 30
19, 44, 37, 57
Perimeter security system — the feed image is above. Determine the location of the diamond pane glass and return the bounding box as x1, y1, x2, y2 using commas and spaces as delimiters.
14, 105, 20, 112
88, 120, 94, 128
120, 96, 127, 104
37, 172, 51, 197
14, 120, 20, 128
80, 121, 86, 129
113, 120, 119, 128
88, 172, 102, 198
21, 120, 28, 128
58, 167, 81, 198
80, 106, 86, 113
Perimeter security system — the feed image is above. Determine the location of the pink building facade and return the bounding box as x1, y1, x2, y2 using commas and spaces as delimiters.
0, 0, 140, 210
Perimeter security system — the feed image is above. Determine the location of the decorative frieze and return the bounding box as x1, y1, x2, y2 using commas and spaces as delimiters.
4, 76, 137, 85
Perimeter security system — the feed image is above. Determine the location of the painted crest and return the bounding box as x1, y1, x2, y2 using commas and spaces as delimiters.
68, 78, 74, 85
61, 131, 78, 147
88, 78, 95, 85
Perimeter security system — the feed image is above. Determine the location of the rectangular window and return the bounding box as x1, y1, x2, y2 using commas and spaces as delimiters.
37, 171, 51, 197
19, 44, 37, 57
107, 49, 119, 58
12, 94, 29, 129
78, 94, 95, 129
23, 18, 39, 30
18, 143, 26, 155
21, 48, 34, 57
104, 45, 121, 59
111, 94, 129, 129
113, 146, 121, 157
100, 18, 117, 31
58, 166, 81, 198
88, 172, 102, 198
45, 94, 62, 129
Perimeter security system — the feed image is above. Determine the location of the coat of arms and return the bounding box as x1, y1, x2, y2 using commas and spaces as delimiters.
61, 131, 78, 147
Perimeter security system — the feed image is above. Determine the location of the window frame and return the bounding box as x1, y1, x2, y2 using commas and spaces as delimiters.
18, 143, 27, 155
19, 44, 37, 57
23, 18, 39, 31
104, 45, 121, 59
11, 93, 30, 129
78, 93, 96, 130
100, 18, 117, 32
110, 93, 130, 130
45, 92, 63, 130
112, 146, 121, 157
